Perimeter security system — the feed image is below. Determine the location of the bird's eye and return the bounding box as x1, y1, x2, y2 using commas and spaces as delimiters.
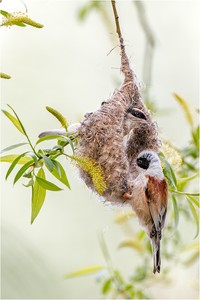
127, 108, 146, 120
136, 157, 150, 169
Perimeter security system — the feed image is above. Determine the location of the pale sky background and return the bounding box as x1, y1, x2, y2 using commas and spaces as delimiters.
1, 0, 199, 299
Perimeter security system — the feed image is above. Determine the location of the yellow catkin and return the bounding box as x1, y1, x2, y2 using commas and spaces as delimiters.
46, 106, 68, 129
1, 12, 43, 28
0, 72, 11, 79
161, 141, 182, 170
71, 155, 107, 195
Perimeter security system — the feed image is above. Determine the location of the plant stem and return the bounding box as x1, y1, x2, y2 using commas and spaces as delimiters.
169, 189, 199, 197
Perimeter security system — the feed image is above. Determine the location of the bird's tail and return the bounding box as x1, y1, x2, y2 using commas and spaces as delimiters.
151, 233, 161, 274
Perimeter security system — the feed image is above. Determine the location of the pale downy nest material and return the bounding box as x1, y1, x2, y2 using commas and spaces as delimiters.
76, 38, 161, 203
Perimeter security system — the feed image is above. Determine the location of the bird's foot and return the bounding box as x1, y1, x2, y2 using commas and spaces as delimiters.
150, 225, 156, 238
122, 192, 132, 200
121, 181, 133, 200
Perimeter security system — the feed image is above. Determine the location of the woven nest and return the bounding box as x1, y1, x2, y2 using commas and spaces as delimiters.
76, 43, 161, 204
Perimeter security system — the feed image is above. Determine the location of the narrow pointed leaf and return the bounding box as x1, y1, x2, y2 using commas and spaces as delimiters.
64, 265, 106, 279
162, 157, 177, 188
102, 278, 112, 295
188, 199, 199, 239
5, 152, 29, 180
35, 134, 66, 145
0, 10, 10, 17
31, 168, 46, 223
172, 195, 179, 229
177, 173, 199, 190
174, 93, 194, 127
2, 110, 25, 134
0, 142, 28, 154
187, 195, 199, 208
36, 176, 62, 191
27, 152, 38, 166
13, 160, 34, 184
51, 160, 70, 189
7, 105, 27, 135
62, 136, 75, 153
0, 154, 32, 164
41, 154, 54, 172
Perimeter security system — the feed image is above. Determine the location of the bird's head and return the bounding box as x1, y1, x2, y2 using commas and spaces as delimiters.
136, 150, 164, 180
124, 107, 148, 135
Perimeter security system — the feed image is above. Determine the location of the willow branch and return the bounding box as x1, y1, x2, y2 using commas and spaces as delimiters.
111, 0, 133, 83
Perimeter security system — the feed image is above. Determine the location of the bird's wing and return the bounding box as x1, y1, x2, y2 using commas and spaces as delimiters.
146, 177, 168, 234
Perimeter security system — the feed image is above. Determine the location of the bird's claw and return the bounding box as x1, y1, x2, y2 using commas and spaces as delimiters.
122, 192, 132, 200
150, 225, 156, 238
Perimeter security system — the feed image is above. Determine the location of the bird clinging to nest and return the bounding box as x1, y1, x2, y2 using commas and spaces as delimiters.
39, 0, 168, 273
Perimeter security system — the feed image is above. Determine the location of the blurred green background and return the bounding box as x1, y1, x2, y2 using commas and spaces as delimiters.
1, 0, 199, 299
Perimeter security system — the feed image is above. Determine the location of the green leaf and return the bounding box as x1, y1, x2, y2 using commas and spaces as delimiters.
31, 168, 46, 223
102, 278, 112, 295
192, 125, 200, 149
35, 134, 66, 145
187, 195, 199, 208
27, 152, 38, 166
64, 265, 106, 279
177, 173, 199, 190
5, 152, 29, 180
62, 136, 75, 153
6, 105, 27, 135
169, 189, 199, 197
174, 93, 194, 127
0, 154, 32, 164
161, 156, 177, 188
172, 195, 179, 229
41, 154, 54, 172
51, 160, 70, 189
0, 142, 28, 154
13, 160, 34, 184
36, 176, 62, 191
188, 199, 199, 239
2, 109, 25, 134
0, 10, 10, 17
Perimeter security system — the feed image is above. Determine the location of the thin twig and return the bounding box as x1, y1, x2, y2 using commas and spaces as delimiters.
110, 0, 133, 83
111, 0, 122, 39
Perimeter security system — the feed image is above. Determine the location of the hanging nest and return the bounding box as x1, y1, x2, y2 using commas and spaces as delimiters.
76, 32, 160, 204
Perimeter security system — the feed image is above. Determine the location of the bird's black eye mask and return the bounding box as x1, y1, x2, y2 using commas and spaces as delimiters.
127, 108, 147, 120
136, 153, 152, 169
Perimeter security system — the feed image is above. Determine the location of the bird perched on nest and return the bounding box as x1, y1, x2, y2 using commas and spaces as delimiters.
38, 1, 168, 273
128, 150, 168, 273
